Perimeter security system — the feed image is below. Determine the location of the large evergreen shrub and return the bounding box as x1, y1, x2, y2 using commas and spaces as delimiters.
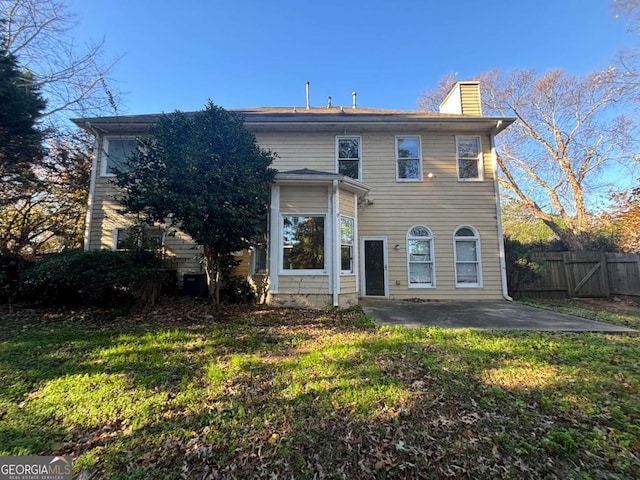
18, 250, 172, 307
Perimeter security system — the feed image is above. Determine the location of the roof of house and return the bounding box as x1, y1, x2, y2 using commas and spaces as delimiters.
72, 106, 515, 135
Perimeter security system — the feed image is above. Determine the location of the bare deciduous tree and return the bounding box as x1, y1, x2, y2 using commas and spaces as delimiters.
0, 0, 119, 121
613, 0, 640, 31
418, 68, 639, 250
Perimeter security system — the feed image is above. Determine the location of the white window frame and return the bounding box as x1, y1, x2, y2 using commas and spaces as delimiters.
340, 215, 355, 275
406, 225, 435, 288
395, 135, 423, 182
335, 136, 362, 181
456, 135, 484, 182
280, 213, 327, 275
101, 136, 139, 177
453, 225, 483, 288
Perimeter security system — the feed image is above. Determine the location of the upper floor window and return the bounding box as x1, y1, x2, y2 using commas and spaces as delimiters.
456, 136, 483, 181
396, 136, 422, 181
340, 216, 355, 274
454, 226, 482, 287
336, 136, 361, 180
102, 137, 138, 176
407, 225, 434, 287
282, 215, 325, 272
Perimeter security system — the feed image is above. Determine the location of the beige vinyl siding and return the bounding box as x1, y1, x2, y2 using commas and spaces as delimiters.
233, 250, 250, 278
439, 82, 482, 116
279, 275, 329, 294
357, 131, 503, 300
339, 189, 356, 214
459, 83, 482, 116
87, 137, 210, 283
340, 275, 357, 294
280, 185, 329, 213
85, 121, 505, 303
254, 132, 336, 173
278, 184, 330, 295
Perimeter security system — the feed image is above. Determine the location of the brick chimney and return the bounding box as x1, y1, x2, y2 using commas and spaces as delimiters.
439, 81, 482, 116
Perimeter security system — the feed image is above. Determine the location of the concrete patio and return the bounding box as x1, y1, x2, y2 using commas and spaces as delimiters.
360, 299, 637, 333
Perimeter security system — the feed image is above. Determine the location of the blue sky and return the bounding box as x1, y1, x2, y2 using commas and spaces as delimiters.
67, 0, 635, 115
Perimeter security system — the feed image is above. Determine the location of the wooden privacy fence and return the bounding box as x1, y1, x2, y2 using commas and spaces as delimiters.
518, 252, 640, 299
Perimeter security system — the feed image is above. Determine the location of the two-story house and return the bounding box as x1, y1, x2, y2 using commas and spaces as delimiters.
73, 81, 514, 308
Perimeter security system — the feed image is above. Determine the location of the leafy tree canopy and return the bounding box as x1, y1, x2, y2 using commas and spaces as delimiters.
115, 101, 277, 303
0, 28, 46, 206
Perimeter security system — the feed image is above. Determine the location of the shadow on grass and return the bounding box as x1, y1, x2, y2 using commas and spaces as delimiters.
83, 331, 640, 478
1, 306, 638, 478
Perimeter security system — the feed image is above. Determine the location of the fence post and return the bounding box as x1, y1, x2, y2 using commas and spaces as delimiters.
562, 251, 573, 296
601, 252, 610, 298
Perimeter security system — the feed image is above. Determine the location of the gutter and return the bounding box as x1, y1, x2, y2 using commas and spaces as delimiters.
491, 132, 513, 301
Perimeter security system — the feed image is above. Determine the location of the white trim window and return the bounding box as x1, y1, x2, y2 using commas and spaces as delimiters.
281, 215, 326, 273
456, 136, 484, 181
101, 137, 138, 176
454, 226, 482, 287
340, 216, 355, 274
396, 136, 422, 181
336, 136, 362, 180
407, 225, 435, 287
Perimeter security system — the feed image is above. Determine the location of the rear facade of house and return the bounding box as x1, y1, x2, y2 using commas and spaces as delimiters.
74, 81, 514, 308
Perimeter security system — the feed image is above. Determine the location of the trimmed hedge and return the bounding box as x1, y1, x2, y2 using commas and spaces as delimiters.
18, 250, 174, 307
0, 253, 35, 305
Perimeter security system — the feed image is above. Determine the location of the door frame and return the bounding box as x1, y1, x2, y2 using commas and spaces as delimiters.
360, 236, 389, 297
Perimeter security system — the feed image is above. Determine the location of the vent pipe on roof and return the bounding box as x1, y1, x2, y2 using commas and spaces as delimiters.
305, 81, 310, 109
327, 96, 332, 108
352, 91, 357, 109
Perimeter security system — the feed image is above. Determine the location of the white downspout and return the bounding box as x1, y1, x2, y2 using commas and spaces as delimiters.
83, 122, 100, 251
491, 130, 513, 301
269, 185, 280, 295
332, 180, 340, 307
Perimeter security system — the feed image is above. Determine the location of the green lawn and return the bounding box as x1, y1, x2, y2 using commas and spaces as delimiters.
1, 300, 638, 479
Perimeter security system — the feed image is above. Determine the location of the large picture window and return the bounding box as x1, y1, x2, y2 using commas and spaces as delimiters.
336, 136, 361, 180
102, 137, 138, 176
454, 226, 482, 287
282, 215, 325, 271
407, 225, 434, 287
396, 136, 422, 181
456, 136, 483, 181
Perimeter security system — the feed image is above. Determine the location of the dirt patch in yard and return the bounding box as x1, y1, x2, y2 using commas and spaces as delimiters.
573, 297, 640, 315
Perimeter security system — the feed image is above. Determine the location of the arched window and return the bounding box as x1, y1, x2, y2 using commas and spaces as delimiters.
407, 225, 434, 287
454, 226, 482, 287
